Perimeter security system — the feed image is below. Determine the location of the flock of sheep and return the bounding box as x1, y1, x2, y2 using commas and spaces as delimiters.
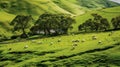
8, 31, 114, 51
71, 31, 115, 50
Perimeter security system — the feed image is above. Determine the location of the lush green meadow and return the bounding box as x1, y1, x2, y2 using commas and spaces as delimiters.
0, 30, 120, 67
0, 0, 120, 67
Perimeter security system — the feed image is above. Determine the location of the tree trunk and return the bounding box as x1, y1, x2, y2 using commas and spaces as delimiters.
21, 28, 28, 38
47, 28, 50, 35
44, 29, 47, 35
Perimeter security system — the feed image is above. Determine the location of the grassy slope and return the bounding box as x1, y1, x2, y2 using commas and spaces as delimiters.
0, 30, 120, 67
0, 7, 120, 34
0, 0, 119, 36
0, 0, 119, 16
0, 6, 120, 37
72, 6, 120, 32
0, 10, 15, 37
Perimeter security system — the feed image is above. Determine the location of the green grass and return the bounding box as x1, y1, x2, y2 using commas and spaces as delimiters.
72, 6, 120, 32
0, 10, 15, 37
0, 0, 120, 67
0, 30, 120, 67
0, 0, 119, 16
0, 0, 119, 37
1, 6, 120, 37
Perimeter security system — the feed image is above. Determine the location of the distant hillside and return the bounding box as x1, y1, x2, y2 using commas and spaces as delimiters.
72, 6, 120, 32
0, 0, 120, 37
0, 0, 119, 16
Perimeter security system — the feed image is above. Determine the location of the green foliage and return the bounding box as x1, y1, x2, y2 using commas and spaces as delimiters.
111, 16, 120, 29
10, 15, 33, 38
34, 13, 75, 35
78, 14, 110, 32
73, 6, 120, 32
0, 0, 120, 36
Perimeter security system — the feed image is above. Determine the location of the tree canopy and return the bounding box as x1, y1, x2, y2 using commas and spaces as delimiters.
78, 14, 110, 32
34, 13, 75, 35
10, 15, 33, 38
111, 16, 120, 29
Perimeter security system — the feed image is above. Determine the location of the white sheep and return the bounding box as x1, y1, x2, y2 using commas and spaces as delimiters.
108, 31, 114, 36
76, 39, 80, 42
81, 39, 85, 42
71, 43, 78, 50
108, 33, 112, 36
72, 39, 75, 42
92, 36, 97, 40
31, 40, 36, 43
71, 46, 75, 50
50, 42, 53, 45
58, 39, 61, 42
8, 48, 12, 50
98, 41, 102, 44
37, 41, 43, 44
72, 39, 80, 43
73, 43, 78, 46
24, 45, 28, 49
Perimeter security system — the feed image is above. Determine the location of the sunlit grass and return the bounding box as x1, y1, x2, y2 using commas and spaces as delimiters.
0, 30, 120, 66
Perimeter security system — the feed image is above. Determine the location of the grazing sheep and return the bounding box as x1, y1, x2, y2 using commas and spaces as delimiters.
8, 48, 12, 50
92, 36, 97, 40
72, 39, 80, 43
71, 43, 78, 50
81, 39, 85, 42
75, 40, 80, 42
73, 43, 78, 46
37, 41, 43, 44
98, 41, 102, 44
58, 39, 61, 42
108, 31, 114, 36
31, 40, 36, 43
108, 33, 112, 36
24, 45, 28, 49
71, 46, 76, 50
75, 35, 77, 36
72, 39, 75, 42
50, 42, 53, 45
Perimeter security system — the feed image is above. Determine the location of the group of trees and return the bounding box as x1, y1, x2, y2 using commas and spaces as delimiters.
10, 15, 33, 38
111, 16, 120, 30
78, 14, 110, 32
9, 13, 120, 38
10, 13, 75, 38
31, 13, 75, 35
78, 14, 120, 32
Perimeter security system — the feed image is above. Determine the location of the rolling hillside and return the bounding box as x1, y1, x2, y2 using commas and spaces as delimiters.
0, 0, 119, 16
0, 0, 120, 37
0, 0, 120, 67
72, 6, 120, 32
